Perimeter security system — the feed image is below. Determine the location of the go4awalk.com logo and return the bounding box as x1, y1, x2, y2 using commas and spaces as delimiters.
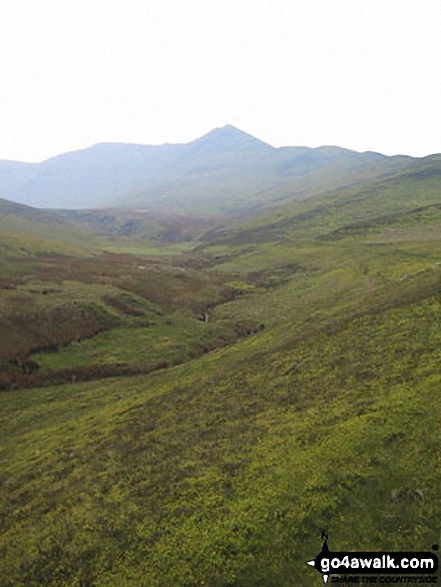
306, 532, 439, 584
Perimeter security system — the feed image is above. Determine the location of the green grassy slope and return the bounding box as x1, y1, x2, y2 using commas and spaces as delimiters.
0, 198, 99, 257
1, 167, 441, 586
1, 271, 440, 586
194, 157, 441, 251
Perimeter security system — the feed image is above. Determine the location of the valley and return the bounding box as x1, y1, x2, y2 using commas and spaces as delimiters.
0, 129, 440, 586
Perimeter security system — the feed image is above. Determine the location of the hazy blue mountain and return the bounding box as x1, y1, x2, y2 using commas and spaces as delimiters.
0, 160, 38, 200
5, 143, 188, 209
0, 125, 421, 212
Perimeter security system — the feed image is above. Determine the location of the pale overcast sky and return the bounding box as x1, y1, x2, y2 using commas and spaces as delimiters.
1, 0, 440, 161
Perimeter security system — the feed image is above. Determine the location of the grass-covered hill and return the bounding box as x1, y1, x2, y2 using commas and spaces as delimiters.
0, 125, 419, 212
193, 153, 441, 249
0, 197, 101, 259
1, 165, 441, 586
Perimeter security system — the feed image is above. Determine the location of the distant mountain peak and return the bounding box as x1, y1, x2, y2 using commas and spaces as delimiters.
190, 125, 273, 151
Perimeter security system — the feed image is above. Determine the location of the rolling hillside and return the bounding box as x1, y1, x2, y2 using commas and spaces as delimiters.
0, 197, 100, 257
1, 142, 441, 586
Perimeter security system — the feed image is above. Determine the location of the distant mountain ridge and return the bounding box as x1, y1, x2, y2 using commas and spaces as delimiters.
0, 125, 426, 212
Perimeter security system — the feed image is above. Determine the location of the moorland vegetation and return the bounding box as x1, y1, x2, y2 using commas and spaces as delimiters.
1, 133, 441, 586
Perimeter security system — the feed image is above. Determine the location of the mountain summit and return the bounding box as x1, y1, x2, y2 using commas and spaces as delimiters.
189, 125, 273, 153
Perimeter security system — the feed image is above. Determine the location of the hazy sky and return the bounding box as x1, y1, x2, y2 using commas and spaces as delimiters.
1, 0, 440, 161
